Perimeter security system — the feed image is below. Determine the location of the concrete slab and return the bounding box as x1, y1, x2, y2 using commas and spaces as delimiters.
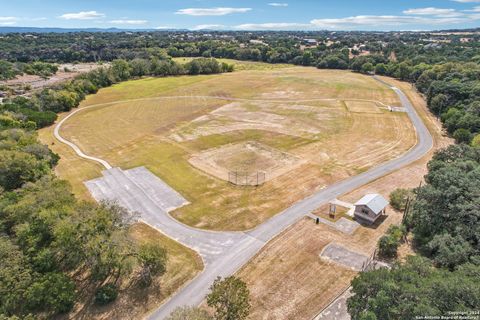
84, 167, 245, 264
315, 288, 352, 320
86, 167, 188, 213
307, 214, 360, 235
335, 218, 360, 234
320, 243, 369, 271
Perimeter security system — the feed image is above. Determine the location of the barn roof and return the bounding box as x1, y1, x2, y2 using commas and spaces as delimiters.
355, 194, 388, 215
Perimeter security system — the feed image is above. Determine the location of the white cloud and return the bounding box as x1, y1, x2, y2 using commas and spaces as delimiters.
268, 3, 288, 7
466, 5, 480, 11
310, 15, 470, 28
59, 11, 105, 20
403, 7, 459, 16
109, 19, 148, 25
175, 7, 251, 16
191, 24, 225, 30
0, 17, 18, 26
235, 22, 310, 30
235, 10, 480, 31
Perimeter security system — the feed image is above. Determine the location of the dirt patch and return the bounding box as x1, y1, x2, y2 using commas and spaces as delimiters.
1, 63, 104, 92
189, 141, 306, 183
171, 101, 342, 142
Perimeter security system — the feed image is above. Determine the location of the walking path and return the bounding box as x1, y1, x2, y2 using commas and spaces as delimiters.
53, 77, 433, 319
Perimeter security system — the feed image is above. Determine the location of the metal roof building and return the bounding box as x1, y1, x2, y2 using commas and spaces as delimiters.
354, 194, 388, 224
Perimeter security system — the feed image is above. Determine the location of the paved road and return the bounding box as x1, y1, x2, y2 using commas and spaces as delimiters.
54, 77, 433, 319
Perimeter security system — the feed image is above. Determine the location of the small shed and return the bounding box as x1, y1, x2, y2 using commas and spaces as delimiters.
354, 194, 388, 224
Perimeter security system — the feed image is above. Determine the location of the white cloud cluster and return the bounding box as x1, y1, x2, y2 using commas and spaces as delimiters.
191, 24, 226, 30
403, 7, 461, 17
109, 19, 147, 25
235, 22, 309, 30
59, 11, 105, 20
234, 5, 480, 30
268, 3, 288, 7
0, 16, 17, 26
176, 7, 251, 16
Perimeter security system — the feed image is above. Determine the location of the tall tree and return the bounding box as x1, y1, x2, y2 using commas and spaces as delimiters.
207, 276, 250, 320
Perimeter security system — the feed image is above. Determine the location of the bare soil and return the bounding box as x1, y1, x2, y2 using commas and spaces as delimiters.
189, 141, 306, 183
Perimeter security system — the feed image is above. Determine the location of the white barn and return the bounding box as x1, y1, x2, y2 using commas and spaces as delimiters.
354, 194, 388, 224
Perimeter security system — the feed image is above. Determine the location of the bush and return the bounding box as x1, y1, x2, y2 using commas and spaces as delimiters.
378, 225, 406, 258
94, 283, 118, 305
389, 188, 413, 211
453, 128, 472, 144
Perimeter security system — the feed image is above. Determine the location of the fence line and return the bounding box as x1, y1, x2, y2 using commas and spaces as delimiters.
228, 171, 266, 186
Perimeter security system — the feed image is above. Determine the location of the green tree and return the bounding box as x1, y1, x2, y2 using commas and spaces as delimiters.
348, 256, 480, 320
206, 276, 250, 320
361, 62, 374, 74
411, 145, 480, 266
0, 150, 50, 191
472, 133, 480, 147
374, 63, 387, 75
137, 243, 167, 286
0, 237, 33, 316
378, 225, 405, 258
25, 273, 75, 313
453, 128, 471, 144
111, 59, 131, 82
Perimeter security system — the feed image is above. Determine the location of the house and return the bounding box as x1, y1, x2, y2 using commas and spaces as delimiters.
354, 194, 388, 224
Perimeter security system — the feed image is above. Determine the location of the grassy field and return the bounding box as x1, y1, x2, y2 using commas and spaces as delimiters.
235, 76, 451, 320
64, 223, 203, 320
39, 62, 416, 230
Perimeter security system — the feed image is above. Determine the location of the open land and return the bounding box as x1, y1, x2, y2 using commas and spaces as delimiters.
40, 64, 416, 231
42, 61, 436, 319
234, 76, 451, 320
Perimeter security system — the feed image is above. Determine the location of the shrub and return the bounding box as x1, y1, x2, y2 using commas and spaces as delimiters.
378, 225, 406, 258
389, 188, 413, 211
94, 283, 118, 305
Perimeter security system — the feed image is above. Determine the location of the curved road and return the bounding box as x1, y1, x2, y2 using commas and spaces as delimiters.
54, 77, 433, 319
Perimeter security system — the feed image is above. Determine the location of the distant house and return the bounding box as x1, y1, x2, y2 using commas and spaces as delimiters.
303, 38, 318, 45
354, 194, 388, 224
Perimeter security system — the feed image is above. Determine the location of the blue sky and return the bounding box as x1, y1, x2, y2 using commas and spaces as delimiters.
1, 0, 480, 31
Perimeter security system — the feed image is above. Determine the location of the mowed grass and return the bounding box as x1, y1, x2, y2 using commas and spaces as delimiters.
40, 65, 416, 230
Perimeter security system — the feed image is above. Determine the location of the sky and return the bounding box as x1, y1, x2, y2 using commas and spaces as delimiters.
1, 0, 480, 31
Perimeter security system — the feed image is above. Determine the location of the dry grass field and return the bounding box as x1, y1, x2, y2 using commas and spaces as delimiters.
237, 215, 398, 320
40, 63, 416, 230
235, 77, 452, 320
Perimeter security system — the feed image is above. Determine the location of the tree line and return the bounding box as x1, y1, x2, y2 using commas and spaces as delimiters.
0, 60, 58, 80
348, 145, 480, 319
0, 56, 232, 319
